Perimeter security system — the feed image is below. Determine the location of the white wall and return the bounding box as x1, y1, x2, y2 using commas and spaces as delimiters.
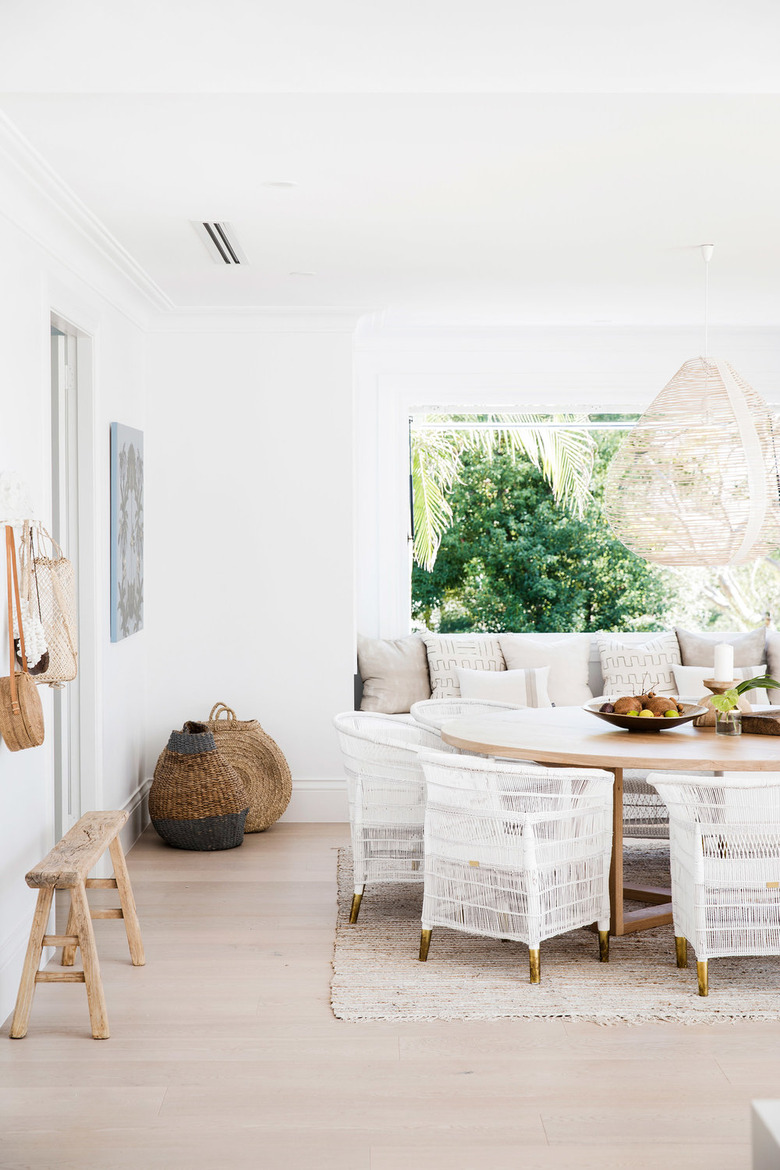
0, 130, 149, 1022
144, 317, 356, 814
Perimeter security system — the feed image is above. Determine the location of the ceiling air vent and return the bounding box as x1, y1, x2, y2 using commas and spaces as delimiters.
192, 221, 249, 265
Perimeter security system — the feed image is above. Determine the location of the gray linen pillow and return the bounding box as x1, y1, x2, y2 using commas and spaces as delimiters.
358, 634, 431, 714
676, 627, 767, 668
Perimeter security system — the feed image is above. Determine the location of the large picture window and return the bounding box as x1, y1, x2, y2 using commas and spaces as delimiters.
410, 412, 780, 634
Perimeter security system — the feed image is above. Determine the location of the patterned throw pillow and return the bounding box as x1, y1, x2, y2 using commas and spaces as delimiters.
457, 665, 552, 708
598, 632, 681, 697
420, 633, 505, 698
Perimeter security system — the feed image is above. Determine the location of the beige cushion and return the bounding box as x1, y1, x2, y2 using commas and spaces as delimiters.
499, 633, 593, 707
675, 626, 767, 668
358, 634, 430, 714
457, 665, 552, 708
420, 633, 505, 698
598, 632, 681, 696
763, 631, 780, 704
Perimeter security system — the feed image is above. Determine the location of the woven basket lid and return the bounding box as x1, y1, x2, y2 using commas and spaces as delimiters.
206, 703, 292, 831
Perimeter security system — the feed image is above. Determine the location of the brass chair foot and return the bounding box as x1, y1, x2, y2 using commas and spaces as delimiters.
598, 930, 609, 963
419, 928, 432, 962
697, 960, 709, 997
349, 888, 365, 925
675, 936, 688, 969
529, 948, 540, 984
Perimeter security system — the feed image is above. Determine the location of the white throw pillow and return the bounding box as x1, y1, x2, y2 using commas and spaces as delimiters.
673, 663, 769, 706
420, 633, 505, 698
499, 634, 593, 706
457, 665, 552, 708
598, 632, 681, 697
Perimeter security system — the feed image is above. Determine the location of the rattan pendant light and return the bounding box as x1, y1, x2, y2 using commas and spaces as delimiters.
604, 247, 780, 566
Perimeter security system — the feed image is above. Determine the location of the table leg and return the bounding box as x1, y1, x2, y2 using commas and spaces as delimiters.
609, 767, 624, 936
608, 764, 673, 936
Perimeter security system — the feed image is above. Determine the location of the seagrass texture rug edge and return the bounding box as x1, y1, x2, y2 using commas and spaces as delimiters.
330, 843, 780, 1025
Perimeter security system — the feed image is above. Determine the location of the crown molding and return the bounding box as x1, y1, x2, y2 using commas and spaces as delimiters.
145, 307, 369, 334
0, 112, 173, 317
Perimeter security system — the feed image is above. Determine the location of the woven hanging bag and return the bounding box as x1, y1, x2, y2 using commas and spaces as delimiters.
18, 523, 77, 687
0, 526, 45, 752
150, 721, 249, 850
205, 703, 292, 832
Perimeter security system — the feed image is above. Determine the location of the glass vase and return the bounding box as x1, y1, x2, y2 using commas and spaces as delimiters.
715, 709, 742, 736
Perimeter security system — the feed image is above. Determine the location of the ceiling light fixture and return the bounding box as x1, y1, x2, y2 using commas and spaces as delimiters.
263, 181, 298, 189
289, 270, 316, 276
604, 245, 780, 566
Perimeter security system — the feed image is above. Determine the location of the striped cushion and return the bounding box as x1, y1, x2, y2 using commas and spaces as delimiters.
456, 665, 552, 708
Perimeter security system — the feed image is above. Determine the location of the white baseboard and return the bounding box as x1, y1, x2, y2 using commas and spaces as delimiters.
0, 910, 38, 1031
279, 779, 348, 823
120, 777, 152, 852
133, 777, 348, 827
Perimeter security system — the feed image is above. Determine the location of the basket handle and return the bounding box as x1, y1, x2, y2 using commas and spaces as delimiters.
209, 703, 236, 722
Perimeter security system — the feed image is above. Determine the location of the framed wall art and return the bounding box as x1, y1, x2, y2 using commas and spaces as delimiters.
110, 422, 144, 642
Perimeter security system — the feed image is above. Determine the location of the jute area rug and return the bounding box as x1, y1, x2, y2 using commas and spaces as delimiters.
331, 843, 780, 1025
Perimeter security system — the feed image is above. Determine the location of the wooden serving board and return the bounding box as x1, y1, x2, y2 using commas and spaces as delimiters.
742, 709, 780, 735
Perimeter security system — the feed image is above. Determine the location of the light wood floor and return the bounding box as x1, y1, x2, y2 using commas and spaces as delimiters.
1, 822, 778, 1168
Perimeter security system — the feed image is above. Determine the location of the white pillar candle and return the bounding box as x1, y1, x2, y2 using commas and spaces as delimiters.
713, 642, 734, 684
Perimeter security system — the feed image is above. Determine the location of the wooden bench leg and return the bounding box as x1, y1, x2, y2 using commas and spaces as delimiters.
61, 895, 78, 967
70, 882, 110, 1040
108, 837, 145, 966
10, 888, 54, 1039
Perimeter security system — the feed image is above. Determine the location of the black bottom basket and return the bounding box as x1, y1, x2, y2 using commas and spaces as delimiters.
150, 723, 249, 852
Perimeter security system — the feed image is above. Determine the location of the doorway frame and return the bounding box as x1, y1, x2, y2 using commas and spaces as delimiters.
47, 297, 102, 828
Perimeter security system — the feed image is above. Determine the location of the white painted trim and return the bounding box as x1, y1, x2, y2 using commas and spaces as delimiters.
0, 907, 42, 1030
0, 112, 172, 315
145, 309, 365, 334
119, 778, 152, 854
279, 780, 348, 823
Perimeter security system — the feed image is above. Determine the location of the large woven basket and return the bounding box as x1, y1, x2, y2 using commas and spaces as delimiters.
150, 721, 249, 850
205, 703, 292, 832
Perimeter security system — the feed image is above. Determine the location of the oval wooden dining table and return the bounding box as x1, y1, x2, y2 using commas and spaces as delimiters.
441, 705, 780, 936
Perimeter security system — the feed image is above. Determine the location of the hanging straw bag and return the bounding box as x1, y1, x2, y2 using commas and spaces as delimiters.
18, 523, 77, 688
0, 526, 45, 751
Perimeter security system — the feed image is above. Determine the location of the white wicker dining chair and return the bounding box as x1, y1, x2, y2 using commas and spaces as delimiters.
410, 698, 522, 733
333, 712, 451, 924
417, 749, 614, 982
647, 771, 780, 996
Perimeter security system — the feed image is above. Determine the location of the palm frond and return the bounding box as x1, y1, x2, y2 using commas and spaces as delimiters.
411, 430, 463, 571
410, 413, 595, 569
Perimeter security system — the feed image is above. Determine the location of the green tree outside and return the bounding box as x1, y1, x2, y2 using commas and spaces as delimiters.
411, 433, 670, 633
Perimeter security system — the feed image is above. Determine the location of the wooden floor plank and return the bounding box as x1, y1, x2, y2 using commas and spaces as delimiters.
0, 822, 773, 1166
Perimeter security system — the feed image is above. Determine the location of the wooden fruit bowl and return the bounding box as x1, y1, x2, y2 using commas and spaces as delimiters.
583, 698, 707, 732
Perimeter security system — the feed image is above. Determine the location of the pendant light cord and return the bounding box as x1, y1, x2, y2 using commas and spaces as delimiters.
704, 256, 709, 360
701, 243, 714, 361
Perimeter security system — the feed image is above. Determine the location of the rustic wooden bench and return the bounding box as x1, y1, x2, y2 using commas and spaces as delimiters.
10, 810, 145, 1040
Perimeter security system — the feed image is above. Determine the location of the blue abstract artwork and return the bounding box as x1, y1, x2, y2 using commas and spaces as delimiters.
110, 422, 144, 642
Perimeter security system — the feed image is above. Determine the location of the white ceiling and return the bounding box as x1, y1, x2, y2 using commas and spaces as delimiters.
2, 0, 780, 95
2, 3, 780, 321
